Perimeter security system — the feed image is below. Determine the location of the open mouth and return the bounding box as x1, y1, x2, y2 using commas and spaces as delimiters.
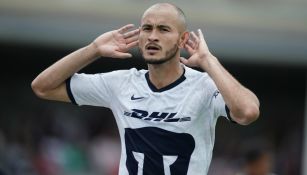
146, 44, 161, 51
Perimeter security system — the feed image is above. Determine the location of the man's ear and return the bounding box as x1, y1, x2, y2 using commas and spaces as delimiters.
179, 31, 189, 49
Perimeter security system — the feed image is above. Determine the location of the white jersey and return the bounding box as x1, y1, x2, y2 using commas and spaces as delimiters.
66, 65, 232, 175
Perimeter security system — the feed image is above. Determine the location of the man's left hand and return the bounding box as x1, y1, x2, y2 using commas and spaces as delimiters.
180, 29, 214, 69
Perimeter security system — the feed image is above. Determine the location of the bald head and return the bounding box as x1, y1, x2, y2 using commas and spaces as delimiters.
142, 3, 187, 32
138, 3, 190, 65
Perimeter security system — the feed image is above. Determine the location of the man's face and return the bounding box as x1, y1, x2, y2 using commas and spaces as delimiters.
138, 7, 183, 64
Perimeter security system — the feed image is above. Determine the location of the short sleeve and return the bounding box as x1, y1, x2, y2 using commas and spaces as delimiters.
66, 73, 113, 108
206, 79, 235, 123
211, 89, 228, 119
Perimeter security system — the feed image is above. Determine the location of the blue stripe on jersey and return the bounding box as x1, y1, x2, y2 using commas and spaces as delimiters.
225, 105, 237, 123
66, 77, 77, 105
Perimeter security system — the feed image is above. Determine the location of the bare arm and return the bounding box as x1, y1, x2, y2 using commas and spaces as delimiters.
31, 24, 140, 102
180, 29, 260, 125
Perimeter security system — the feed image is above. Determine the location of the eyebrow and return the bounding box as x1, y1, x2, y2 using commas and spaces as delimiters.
157, 25, 171, 30
141, 24, 172, 30
141, 24, 152, 28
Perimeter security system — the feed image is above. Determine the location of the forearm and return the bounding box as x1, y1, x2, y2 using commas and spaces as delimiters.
32, 43, 99, 92
200, 55, 260, 125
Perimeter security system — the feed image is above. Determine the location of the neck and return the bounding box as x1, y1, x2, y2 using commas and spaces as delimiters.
147, 57, 183, 89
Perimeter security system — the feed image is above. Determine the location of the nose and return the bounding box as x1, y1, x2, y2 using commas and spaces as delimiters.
148, 30, 159, 42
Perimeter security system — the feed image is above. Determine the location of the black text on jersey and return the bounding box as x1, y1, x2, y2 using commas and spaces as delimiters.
124, 109, 191, 122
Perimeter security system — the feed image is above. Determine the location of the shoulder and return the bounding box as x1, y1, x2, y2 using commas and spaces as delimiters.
95, 68, 146, 79
183, 65, 218, 95
71, 68, 147, 87
96, 68, 147, 89
184, 65, 213, 84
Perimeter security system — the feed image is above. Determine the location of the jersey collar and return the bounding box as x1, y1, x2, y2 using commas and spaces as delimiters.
145, 67, 186, 93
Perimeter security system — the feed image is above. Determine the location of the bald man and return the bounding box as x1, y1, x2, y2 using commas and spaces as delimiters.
32, 3, 260, 175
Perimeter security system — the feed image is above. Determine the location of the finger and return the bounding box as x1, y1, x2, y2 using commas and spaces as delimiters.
184, 43, 194, 54
190, 31, 199, 43
187, 39, 195, 48
180, 57, 194, 67
118, 24, 135, 34
197, 29, 204, 40
125, 34, 139, 44
123, 28, 140, 39
114, 51, 132, 59
197, 29, 208, 47
180, 57, 189, 65
190, 31, 200, 48
126, 40, 139, 49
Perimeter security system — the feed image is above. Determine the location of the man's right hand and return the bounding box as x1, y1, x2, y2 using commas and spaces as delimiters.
92, 24, 140, 59
32, 24, 139, 102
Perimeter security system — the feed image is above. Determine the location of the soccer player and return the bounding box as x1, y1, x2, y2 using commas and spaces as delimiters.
31, 3, 260, 175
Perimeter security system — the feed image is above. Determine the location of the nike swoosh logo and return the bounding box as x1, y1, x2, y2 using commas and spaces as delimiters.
131, 95, 145, 100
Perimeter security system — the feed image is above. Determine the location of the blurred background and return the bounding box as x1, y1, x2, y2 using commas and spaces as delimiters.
0, 0, 307, 175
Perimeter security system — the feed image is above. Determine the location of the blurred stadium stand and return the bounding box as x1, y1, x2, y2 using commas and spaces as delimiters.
0, 0, 306, 175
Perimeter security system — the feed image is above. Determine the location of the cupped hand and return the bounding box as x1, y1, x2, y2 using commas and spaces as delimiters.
180, 29, 214, 67
93, 24, 140, 59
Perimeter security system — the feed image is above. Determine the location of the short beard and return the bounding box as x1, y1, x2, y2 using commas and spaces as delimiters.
140, 44, 179, 65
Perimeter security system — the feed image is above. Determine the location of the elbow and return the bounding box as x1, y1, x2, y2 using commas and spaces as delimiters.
241, 107, 260, 125
31, 79, 48, 99
233, 105, 260, 126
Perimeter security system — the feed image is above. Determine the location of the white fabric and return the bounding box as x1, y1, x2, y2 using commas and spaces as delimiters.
69, 65, 229, 175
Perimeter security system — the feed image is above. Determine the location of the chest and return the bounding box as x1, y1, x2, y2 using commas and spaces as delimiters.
113, 83, 211, 129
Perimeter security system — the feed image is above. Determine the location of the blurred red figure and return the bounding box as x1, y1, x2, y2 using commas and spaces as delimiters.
237, 147, 276, 175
